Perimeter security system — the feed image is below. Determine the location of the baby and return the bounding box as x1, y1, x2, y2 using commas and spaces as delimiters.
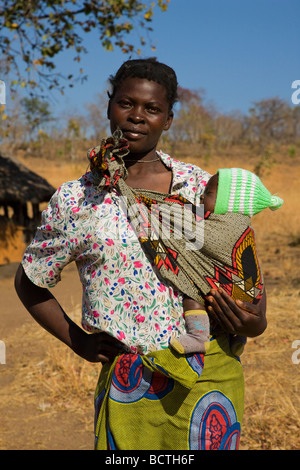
170, 168, 284, 355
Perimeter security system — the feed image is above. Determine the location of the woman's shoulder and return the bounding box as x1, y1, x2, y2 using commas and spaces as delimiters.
176, 158, 211, 179
47, 172, 100, 211
159, 150, 211, 180
54, 171, 95, 195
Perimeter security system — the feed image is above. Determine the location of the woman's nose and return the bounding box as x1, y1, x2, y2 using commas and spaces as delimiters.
128, 106, 145, 123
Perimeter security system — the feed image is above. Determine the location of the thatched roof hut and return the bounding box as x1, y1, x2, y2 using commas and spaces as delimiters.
0, 153, 55, 226
0, 153, 55, 205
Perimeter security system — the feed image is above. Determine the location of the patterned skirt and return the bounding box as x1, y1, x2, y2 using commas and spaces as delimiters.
94, 333, 244, 450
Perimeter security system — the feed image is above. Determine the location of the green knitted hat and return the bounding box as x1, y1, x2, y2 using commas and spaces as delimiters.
214, 168, 284, 217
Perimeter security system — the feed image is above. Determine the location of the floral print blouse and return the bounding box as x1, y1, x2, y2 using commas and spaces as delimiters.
22, 151, 210, 354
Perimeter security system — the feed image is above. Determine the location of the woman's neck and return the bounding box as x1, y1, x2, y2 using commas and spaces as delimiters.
125, 159, 172, 193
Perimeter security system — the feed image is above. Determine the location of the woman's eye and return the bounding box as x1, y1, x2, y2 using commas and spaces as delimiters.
119, 100, 131, 108
147, 106, 160, 113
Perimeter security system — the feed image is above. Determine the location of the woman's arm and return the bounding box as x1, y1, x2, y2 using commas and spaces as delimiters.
206, 287, 267, 337
14, 264, 127, 363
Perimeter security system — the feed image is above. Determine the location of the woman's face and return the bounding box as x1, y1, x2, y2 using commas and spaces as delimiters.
108, 77, 173, 159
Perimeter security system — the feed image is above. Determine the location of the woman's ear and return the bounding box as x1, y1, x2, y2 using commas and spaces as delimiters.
106, 90, 112, 119
107, 100, 111, 120
163, 111, 174, 131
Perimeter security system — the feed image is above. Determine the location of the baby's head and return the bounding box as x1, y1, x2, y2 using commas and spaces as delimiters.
200, 168, 284, 217
200, 174, 218, 212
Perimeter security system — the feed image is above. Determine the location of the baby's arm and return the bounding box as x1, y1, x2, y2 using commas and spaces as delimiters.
169, 295, 210, 354
183, 296, 206, 312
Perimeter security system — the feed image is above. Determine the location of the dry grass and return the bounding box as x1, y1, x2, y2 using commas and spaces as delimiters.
8, 306, 100, 415
241, 293, 300, 449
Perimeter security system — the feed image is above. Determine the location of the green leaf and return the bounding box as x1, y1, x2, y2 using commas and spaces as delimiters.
1, 0, 170, 95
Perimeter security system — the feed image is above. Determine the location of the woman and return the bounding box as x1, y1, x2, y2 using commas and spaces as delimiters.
15, 58, 267, 450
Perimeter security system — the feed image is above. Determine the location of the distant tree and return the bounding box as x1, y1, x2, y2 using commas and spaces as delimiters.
84, 91, 110, 139
0, 0, 169, 96
247, 97, 291, 145
287, 105, 300, 143
0, 93, 26, 149
171, 87, 214, 144
21, 96, 53, 140
66, 117, 82, 160
214, 111, 245, 148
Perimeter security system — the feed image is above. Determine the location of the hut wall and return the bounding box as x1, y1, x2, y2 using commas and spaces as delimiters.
0, 219, 27, 264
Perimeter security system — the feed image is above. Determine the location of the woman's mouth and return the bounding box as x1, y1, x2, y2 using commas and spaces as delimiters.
122, 129, 146, 140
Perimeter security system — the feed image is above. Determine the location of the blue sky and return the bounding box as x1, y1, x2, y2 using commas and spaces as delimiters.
5, 0, 300, 118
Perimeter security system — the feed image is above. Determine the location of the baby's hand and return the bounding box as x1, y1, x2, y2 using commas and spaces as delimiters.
206, 287, 267, 337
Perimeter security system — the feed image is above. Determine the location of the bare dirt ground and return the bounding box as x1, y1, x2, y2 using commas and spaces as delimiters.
0, 262, 96, 450
0, 153, 299, 450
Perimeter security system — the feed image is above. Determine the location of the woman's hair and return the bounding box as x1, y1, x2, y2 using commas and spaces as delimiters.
108, 58, 178, 111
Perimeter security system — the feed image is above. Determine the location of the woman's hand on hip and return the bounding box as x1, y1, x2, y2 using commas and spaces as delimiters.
74, 331, 131, 364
